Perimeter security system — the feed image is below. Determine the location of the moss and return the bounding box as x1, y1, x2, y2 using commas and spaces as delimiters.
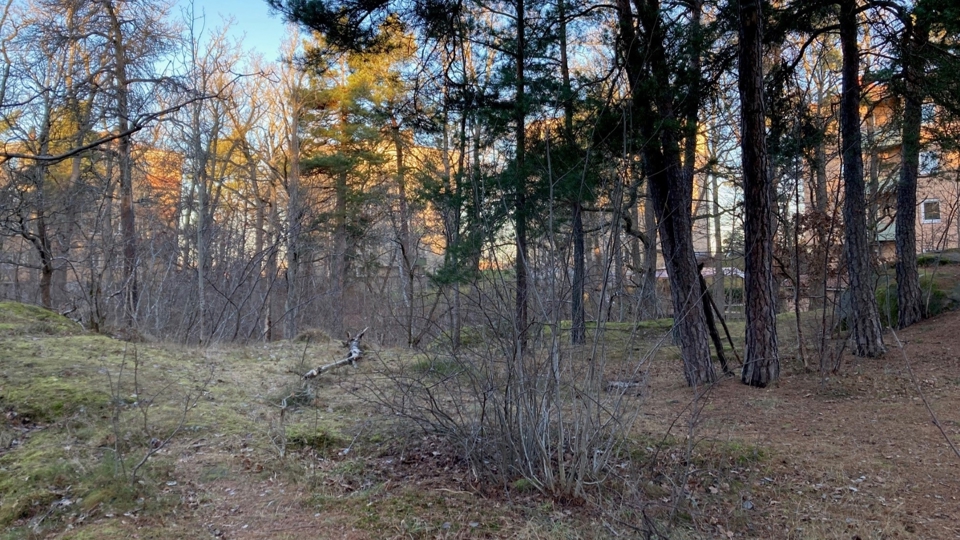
714, 441, 769, 466
635, 318, 675, 330
0, 431, 76, 524
512, 477, 538, 493
77, 454, 141, 511
1, 376, 110, 423
286, 426, 346, 454
410, 354, 464, 378
0, 301, 82, 336
294, 328, 333, 343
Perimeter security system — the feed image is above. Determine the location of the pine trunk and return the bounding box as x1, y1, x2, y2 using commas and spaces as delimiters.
896, 16, 927, 329
107, 1, 137, 325
839, 0, 885, 356
618, 0, 714, 386
514, 0, 528, 357
738, 0, 780, 386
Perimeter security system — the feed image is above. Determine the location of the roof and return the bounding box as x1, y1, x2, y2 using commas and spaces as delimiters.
656, 267, 744, 279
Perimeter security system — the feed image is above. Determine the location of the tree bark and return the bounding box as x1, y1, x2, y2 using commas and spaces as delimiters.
641, 182, 659, 318
391, 117, 416, 346
711, 171, 725, 314
571, 200, 586, 343
514, 0, 528, 357
698, 265, 728, 373
839, 0, 885, 356
617, 0, 714, 386
284, 85, 302, 340
738, 0, 780, 387
332, 170, 348, 337
106, 0, 138, 326
558, 0, 585, 344
896, 14, 927, 329
303, 327, 367, 378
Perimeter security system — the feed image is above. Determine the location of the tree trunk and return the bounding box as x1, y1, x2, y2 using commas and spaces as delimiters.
391, 117, 416, 346
839, 0, 885, 356
647, 149, 715, 386
190, 94, 209, 343
698, 265, 728, 373
896, 14, 927, 329
440, 109, 463, 349
867, 111, 880, 258
738, 0, 779, 387
106, 0, 138, 326
558, 0, 585, 344
514, 0, 528, 356
284, 89, 302, 340
711, 172, 725, 314
571, 200, 586, 343
331, 170, 348, 337
29, 195, 54, 311
617, 0, 714, 386
641, 183, 659, 318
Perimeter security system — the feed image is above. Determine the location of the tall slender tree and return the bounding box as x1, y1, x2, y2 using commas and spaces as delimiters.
838, 0, 884, 356
738, 0, 779, 386
615, 0, 715, 386
894, 7, 927, 330
103, 0, 139, 326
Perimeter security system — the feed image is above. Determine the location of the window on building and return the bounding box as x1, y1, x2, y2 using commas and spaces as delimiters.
922, 102, 937, 124
922, 199, 941, 223
919, 150, 940, 175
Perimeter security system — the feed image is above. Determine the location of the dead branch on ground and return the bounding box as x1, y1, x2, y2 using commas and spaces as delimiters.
303, 327, 368, 379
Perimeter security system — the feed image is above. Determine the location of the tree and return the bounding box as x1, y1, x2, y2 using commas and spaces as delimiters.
892, 0, 960, 329
615, 0, 716, 386
838, 0, 884, 356
0, 0, 175, 321
894, 5, 927, 330
738, 0, 779, 386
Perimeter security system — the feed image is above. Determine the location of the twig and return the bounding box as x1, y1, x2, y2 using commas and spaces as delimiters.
890, 329, 960, 462
602, 520, 621, 537
130, 362, 216, 483
338, 421, 367, 456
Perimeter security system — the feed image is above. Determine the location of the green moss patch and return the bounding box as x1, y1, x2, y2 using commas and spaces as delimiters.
2, 376, 110, 423
0, 302, 82, 336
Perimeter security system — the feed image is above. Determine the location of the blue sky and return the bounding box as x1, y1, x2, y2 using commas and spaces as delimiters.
178, 0, 292, 60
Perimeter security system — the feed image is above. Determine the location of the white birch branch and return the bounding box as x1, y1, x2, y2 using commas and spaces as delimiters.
303, 327, 368, 379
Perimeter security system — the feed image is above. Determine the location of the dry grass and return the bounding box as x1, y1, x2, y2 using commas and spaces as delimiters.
2, 301, 960, 538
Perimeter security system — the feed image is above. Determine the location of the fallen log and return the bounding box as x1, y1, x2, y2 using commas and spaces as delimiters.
303, 327, 368, 379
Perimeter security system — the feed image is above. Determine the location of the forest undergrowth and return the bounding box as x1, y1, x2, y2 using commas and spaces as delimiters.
1, 300, 960, 539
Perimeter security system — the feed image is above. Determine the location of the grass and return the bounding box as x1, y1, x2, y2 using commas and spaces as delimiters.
0, 303, 232, 532
0, 301, 83, 337
3, 296, 960, 538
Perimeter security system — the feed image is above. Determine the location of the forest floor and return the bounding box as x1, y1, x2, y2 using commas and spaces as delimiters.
2, 279, 960, 539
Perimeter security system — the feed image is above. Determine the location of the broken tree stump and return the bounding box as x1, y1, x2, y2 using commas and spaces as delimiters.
303, 327, 368, 379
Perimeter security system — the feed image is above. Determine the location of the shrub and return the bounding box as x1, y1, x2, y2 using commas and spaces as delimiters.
917, 254, 950, 267
876, 275, 953, 327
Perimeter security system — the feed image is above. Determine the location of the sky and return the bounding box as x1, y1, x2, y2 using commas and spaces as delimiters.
178, 0, 292, 61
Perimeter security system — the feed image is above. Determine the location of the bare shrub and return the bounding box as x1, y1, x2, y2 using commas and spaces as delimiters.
355, 316, 655, 502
